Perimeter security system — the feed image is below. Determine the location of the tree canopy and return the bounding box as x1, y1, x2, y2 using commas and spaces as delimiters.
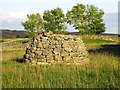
43, 7, 66, 33
87, 5, 105, 34
22, 4, 106, 37
66, 4, 105, 34
22, 13, 44, 38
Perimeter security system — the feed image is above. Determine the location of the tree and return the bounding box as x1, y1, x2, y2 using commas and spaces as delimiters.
43, 8, 66, 33
66, 4, 87, 31
22, 13, 44, 39
66, 4, 106, 34
87, 5, 105, 34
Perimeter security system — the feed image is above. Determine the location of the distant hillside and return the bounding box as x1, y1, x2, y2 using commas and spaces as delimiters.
0, 29, 119, 38
0, 29, 27, 38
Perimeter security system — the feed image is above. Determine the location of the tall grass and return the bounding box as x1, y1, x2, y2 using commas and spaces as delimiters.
2, 38, 119, 88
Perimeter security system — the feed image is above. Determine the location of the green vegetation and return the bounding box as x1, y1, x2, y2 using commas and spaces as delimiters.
22, 4, 105, 38
16, 39, 31, 44
83, 39, 114, 44
43, 8, 66, 32
2, 59, 118, 88
22, 13, 44, 38
0, 39, 8, 43
66, 4, 105, 34
2, 37, 119, 88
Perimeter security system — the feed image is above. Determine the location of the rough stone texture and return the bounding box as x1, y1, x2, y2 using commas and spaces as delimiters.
24, 32, 89, 65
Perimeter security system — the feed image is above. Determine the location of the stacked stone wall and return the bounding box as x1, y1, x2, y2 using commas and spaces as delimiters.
24, 32, 89, 65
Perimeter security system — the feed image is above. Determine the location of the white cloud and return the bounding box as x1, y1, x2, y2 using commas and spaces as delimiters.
0, 0, 119, 33
0, 12, 31, 22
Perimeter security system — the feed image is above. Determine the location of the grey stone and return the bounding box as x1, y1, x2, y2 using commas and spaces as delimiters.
38, 56, 46, 62
31, 53, 35, 57
35, 50, 42, 54
53, 48, 60, 55
24, 32, 89, 65
41, 37, 48, 41
42, 43, 49, 49
31, 60, 37, 64
42, 50, 52, 56
24, 54, 29, 59
60, 50, 68, 56
63, 56, 71, 61
46, 55, 54, 62
54, 55, 62, 61
36, 42, 42, 48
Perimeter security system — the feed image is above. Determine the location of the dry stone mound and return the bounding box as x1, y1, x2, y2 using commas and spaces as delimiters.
24, 32, 89, 65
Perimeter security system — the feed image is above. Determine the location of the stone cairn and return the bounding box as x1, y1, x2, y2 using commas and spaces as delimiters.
24, 31, 89, 65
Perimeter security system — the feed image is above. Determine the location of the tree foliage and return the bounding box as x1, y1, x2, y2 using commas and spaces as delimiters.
22, 13, 44, 38
87, 5, 105, 34
66, 4, 105, 34
66, 4, 87, 30
22, 4, 105, 36
43, 8, 66, 33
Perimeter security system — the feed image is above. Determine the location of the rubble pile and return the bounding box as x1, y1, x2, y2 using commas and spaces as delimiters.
24, 32, 89, 65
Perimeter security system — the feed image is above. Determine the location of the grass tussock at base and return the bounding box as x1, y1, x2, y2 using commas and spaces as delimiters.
1, 37, 119, 88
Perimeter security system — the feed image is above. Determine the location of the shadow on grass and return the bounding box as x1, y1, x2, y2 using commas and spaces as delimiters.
11, 58, 25, 63
88, 44, 120, 57
16, 58, 25, 63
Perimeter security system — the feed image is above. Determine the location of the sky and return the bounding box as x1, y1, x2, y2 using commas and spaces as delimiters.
0, 0, 119, 34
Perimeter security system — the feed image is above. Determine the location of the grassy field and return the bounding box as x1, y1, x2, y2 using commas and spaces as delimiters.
1, 37, 119, 88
